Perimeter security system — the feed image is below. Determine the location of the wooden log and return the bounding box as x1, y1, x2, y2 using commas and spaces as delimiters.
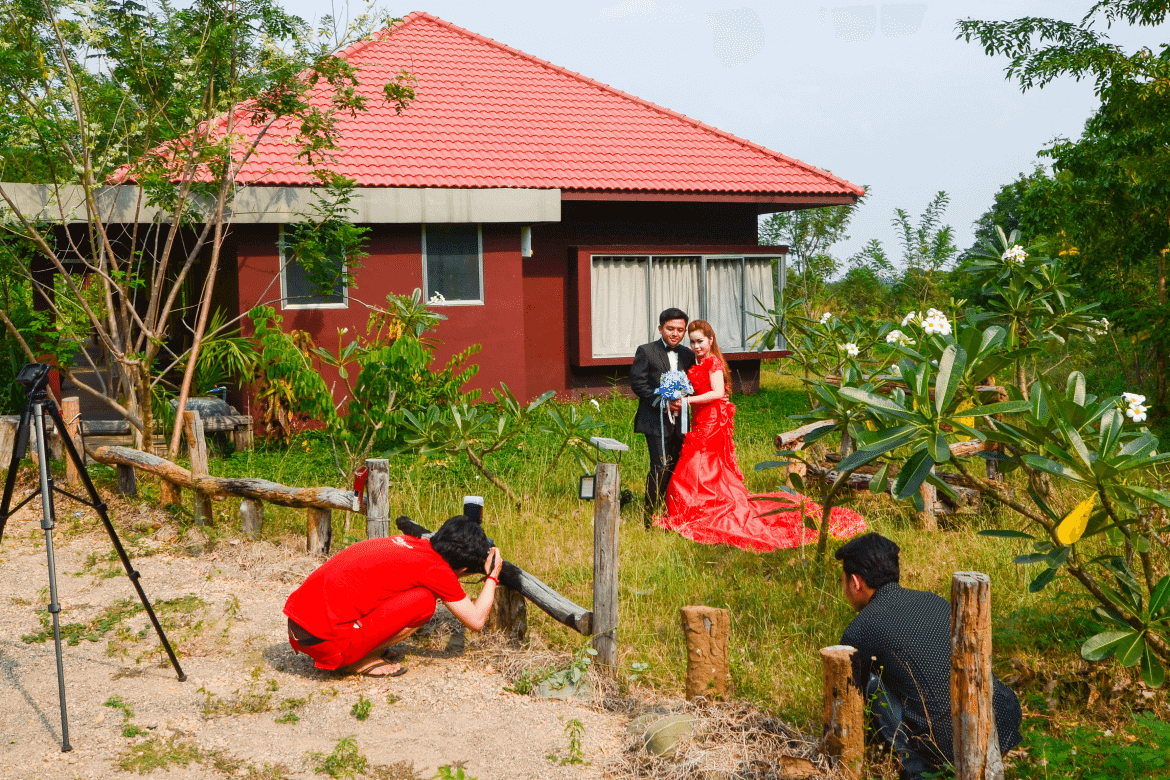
232, 417, 254, 451
951, 572, 1004, 780
918, 467, 938, 531
681, 605, 730, 701
591, 462, 620, 668
240, 498, 263, 539
775, 420, 834, 450
364, 458, 390, 538
395, 515, 593, 634
62, 397, 82, 485
821, 645, 863, 780
117, 464, 138, 497
183, 411, 213, 525
307, 507, 332, 555
487, 583, 528, 645
90, 445, 360, 511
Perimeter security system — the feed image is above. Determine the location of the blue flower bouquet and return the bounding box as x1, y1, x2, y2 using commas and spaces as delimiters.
653, 369, 694, 440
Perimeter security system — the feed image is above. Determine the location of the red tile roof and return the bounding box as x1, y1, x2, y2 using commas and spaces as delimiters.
225, 12, 861, 197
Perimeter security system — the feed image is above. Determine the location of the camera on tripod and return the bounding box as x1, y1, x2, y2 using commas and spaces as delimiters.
15, 363, 50, 396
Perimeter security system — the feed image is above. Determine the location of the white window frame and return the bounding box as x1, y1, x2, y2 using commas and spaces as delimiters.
588, 252, 785, 359
422, 224, 484, 306
277, 226, 350, 311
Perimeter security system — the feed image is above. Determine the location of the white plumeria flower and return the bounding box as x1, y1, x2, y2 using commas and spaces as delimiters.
820, 312, 833, 325
590, 398, 601, 411
1126, 404, 1148, 423
843, 342, 860, 357
428, 291, 447, 304
1002, 245, 1028, 264
1122, 392, 1146, 406
885, 329, 915, 346
901, 311, 918, 326
922, 313, 952, 336
926, 308, 945, 319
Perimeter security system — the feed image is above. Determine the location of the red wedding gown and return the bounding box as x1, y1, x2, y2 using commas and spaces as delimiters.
655, 356, 867, 552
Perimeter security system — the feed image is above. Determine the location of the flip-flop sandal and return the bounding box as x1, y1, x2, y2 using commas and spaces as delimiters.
352, 659, 407, 678
380, 648, 405, 663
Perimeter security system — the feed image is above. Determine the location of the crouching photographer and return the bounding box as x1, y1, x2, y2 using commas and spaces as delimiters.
283, 515, 503, 677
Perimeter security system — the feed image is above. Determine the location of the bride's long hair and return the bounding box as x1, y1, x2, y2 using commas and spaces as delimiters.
687, 319, 732, 390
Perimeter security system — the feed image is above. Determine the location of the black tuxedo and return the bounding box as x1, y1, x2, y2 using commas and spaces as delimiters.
630, 339, 696, 522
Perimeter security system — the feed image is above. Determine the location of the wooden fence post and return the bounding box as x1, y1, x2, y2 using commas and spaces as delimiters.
821, 644, 863, 780
591, 461, 620, 668
951, 571, 1004, 780
232, 417, 254, 452
183, 411, 213, 525
365, 458, 389, 538
307, 507, 332, 555
681, 605, 730, 700
487, 584, 528, 645
240, 498, 263, 539
918, 466, 938, 531
61, 396, 82, 486
0, 416, 16, 469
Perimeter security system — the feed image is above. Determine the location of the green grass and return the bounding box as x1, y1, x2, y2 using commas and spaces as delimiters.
105, 366, 1168, 776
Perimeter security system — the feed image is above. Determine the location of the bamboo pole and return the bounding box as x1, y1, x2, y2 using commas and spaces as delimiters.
821, 644, 863, 780
183, 411, 213, 525
951, 572, 1004, 780
90, 445, 359, 511
365, 458, 389, 538
591, 462, 620, 668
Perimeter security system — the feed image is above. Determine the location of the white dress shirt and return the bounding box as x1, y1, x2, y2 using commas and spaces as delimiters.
661, 338, 678, 372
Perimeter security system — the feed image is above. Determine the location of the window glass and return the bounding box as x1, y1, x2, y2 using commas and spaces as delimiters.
424, 224, 482, 303
281, 232, 346, 308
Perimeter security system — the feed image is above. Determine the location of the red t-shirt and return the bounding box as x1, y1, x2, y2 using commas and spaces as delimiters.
283, 536, 466, 639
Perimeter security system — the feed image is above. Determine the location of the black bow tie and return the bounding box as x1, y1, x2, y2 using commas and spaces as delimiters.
664, 345, 679, 353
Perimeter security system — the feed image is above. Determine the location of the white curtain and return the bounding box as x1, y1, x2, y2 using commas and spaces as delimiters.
591, 256, 649, 358
705, 258, 744, 350
745, 257, 777, 349
651, 256, 700, 335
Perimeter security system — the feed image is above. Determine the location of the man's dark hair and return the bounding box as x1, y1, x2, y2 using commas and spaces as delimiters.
429, 516, 491, 572
834, 533, 901, 590
659, 308, 689, 327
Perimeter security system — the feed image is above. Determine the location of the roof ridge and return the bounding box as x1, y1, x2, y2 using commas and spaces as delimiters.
398, 12, 862, 197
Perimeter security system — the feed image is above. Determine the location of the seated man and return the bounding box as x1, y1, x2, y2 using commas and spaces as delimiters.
835, 533, 1022, 779
284, 516, 503, 676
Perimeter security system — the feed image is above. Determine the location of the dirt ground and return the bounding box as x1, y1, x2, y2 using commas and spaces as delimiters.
0, 484, 628, 780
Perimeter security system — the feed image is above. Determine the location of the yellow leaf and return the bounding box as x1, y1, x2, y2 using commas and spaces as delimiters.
955, 398, 975, 442
1056, 494, 1096, 545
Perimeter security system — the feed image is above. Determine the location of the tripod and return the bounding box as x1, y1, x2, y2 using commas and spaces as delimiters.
0, 363, 186, 752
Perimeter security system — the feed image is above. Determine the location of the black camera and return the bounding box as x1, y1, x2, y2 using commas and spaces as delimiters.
15, 363, 51, 394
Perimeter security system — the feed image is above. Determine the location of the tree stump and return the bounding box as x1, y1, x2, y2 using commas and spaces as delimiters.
821, 644, 863, 780
62, 396, 82, 486
951, 572, 1003, 780
365, 458, 390, 538
681, 605, 730, 700
487, 584, 528, 645
183, 411, 213, 525
591, 462, 620, 668
307, 507, 332, 555
117, 464, 138, 497
240, 498, 263, 539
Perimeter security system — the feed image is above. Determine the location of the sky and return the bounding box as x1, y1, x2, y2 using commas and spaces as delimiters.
281, 0, 1168, 269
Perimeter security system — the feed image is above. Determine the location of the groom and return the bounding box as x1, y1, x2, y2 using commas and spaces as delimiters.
631, 308, 696, 527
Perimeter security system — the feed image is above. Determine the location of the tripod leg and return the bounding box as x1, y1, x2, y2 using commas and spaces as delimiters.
44, 402, 187, 683
32, 401, 71, 752
0, 402, 34, 545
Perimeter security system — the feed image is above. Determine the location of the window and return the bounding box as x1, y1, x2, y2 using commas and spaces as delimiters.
589, 254, 782, 358
279, 227, 348, 309
423, 224, 483, 304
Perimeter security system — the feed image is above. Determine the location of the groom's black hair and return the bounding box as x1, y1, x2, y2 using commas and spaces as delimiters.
834, 533, 900, 590
659, 308, 689, 326
430, 516, 491, 572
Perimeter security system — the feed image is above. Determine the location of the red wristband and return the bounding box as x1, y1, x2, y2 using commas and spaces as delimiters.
487, 575, 499, 585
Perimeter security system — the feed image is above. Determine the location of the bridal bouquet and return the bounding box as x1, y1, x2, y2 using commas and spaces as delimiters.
653, 369, 694, 433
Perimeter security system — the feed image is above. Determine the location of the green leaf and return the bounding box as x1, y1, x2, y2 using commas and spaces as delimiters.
961, 401, 1031, 417
755, 460, 794, 471
839, 430, 915, 471
838, 388, 921, 422
788, 471, 805, 492
1014, 553, 1050, 565
1142, 645, 1165, 688
1081, 630, 1135, 661
934, 344, 965, 417
870, 462, 890, 494
1147, 576, 1170, 617
978, 529, 1036, 540
1116, 631, 1146, 667
927, 432, 951, 463
893, 449, 935, 500
1028, 567, 1058, 592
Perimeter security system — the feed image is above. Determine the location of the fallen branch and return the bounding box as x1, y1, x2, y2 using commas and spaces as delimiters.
90, 445, 358, 511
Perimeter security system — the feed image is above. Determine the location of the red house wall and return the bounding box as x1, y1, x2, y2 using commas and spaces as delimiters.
233, 199, 764, 409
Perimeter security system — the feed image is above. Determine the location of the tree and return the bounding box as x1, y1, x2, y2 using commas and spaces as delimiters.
958, 0, 1170, 411
0, 0, 413, 454
759, 186, 869, 312
892, 191, 959, 307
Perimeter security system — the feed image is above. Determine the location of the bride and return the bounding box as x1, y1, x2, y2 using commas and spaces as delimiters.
655, 320, 866, 552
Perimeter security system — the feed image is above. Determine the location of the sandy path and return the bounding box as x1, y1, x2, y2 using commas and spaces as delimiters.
0, 498, 625, 780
